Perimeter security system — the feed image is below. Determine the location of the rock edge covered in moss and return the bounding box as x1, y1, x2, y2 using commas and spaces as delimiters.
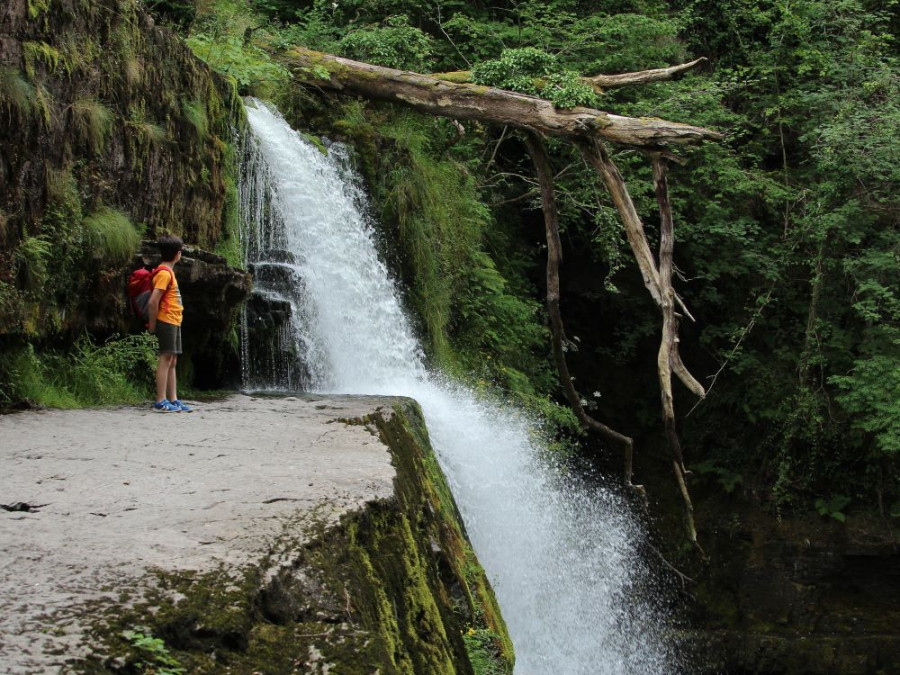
75, 398, 513, 674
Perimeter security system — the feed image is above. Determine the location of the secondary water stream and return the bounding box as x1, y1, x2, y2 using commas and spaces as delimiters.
240, 99, 676, 674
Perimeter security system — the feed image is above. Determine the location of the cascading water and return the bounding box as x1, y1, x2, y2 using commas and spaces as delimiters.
240, 99, 677, 674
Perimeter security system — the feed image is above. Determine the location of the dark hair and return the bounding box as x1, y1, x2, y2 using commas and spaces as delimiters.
158, 235, 184, 262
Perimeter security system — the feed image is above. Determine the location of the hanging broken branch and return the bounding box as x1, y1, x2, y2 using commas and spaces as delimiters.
652, 154, 699, 545
523, 131, 641, 493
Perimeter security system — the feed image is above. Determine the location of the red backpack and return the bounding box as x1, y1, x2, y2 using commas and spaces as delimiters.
127, 266, 170, 323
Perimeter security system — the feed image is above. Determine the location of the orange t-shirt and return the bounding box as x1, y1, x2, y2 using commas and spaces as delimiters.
153, 265, 183, 326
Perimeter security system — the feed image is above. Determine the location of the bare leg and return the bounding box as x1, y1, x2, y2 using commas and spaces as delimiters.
156, 353, 175, 402
166, 355, 178, 403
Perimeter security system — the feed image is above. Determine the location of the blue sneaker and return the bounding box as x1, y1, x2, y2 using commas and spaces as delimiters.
171, 399, 194, 413
153, 399, 179, 413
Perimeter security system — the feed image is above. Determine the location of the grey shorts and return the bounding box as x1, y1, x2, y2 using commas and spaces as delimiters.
155, 320, 182, 355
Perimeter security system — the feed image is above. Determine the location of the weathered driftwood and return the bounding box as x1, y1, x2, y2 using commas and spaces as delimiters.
434, 56, 708, 93
587, 57, 708, 91
286, 48, 723, 148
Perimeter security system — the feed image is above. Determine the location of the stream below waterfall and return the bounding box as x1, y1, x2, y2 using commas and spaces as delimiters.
239, 99, 678, 674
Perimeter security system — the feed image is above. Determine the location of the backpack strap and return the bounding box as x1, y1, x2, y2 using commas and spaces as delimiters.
152, 265, 175, 318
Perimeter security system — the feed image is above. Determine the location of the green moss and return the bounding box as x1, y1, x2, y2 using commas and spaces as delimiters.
27, 0, 50, 20
372, 401, 515, 672
23, 41, 64, 78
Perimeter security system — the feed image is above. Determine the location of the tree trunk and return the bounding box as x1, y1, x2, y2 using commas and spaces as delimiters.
285, 48, 723, 149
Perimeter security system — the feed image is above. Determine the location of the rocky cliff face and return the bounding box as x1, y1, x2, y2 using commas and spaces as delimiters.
0, 0, 244, 342
681, 502, 900, 674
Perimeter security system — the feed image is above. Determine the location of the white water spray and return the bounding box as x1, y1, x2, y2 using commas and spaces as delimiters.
241, 100, 676, 674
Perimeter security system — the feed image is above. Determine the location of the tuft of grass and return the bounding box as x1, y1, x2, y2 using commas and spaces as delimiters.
0, 67, 36, 118
82, 207, 142, 267
71, 98, 114, 155
124, 57, 143, 87
181, 99, 209, 139
126, 119, 168, 146
15, 235, 52, 291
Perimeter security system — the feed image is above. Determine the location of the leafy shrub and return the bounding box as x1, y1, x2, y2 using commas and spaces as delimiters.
337, 15, 434, 71
186, 32, 289, 92
472, 48, 599, 108
472, 47, 558, 92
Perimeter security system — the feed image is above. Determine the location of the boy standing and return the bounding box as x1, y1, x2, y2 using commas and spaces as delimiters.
147, 235, 193, 413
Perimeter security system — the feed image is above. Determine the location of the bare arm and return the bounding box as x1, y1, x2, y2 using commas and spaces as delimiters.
147, 288, 163, 331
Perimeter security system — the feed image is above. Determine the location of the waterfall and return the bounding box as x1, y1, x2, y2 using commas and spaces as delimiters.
240, 99, 677, 674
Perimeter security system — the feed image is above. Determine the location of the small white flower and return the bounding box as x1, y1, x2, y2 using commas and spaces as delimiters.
593, 391, 602, 398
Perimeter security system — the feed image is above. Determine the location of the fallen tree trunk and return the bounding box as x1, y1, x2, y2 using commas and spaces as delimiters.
285, 48, 723, 148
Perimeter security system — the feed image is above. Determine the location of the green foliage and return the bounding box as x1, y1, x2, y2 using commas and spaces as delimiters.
186, 32, 289, 92
123, 629, 185, 674
463, 626, 511, 675
471, 48, 598, 108
472, 47, 557, 95
70, 97, 114, 155
542, 70, 599, 108
184, 1, 289, 95
0, 335, 158, 408
814, 495, 851, 522
830, 352, 900, 456
337, 15, 434, 71
81, 207, 142, 267
693, 459, 744, 494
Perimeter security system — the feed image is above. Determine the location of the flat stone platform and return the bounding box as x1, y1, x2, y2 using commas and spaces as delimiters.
0, 394, 401, 673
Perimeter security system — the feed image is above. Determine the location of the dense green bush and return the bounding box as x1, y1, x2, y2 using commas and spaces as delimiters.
0, 334, 158, 408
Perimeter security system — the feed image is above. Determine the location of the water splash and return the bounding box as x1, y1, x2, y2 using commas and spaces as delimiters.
241, 99, 675, 674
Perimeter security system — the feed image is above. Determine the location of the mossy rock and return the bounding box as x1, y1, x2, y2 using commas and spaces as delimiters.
74, 400, 513, 674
